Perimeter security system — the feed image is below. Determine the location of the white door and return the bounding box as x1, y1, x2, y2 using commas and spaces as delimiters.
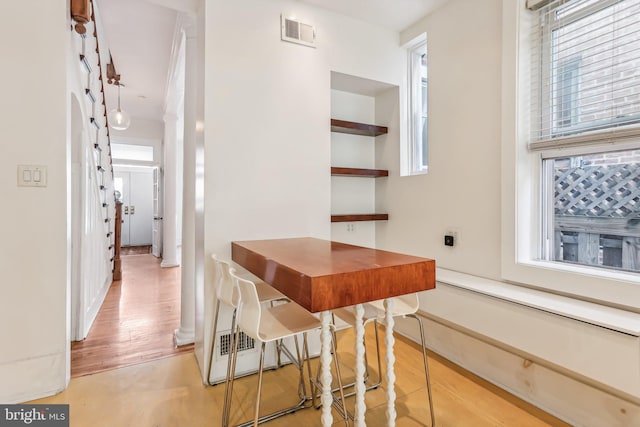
152, 167, 162, 257
114, 169, 154, 247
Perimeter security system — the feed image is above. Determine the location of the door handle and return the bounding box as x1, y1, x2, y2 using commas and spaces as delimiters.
130, 205, 135, 215
154, 217, 163, 220
124, 206, 129, 215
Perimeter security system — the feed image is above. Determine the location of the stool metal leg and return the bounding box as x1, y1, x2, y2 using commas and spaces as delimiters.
303, 333, 317, 408
252, 342, 267, 427
222, 310, 239, 427
330, 324, 350, 426
206, 299, 221, 385
408, 313, 435, 427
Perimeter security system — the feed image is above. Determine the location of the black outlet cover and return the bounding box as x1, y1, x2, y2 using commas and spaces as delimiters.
444, 235, 454, 246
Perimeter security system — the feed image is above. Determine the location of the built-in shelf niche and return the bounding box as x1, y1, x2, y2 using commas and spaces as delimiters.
330, 71, 396, 247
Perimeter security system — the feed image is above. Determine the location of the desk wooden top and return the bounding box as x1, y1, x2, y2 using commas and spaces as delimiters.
231, 237, 436, 312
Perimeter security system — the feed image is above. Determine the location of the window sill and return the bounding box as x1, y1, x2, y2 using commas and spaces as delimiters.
520, 258, 640, 285
402, 169, 428, 177
435, 267, 640, 337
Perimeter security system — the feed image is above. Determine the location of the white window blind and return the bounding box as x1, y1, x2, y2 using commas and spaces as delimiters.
529, 0, 640, 150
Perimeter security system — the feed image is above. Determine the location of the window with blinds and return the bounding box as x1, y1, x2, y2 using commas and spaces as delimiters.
528, 0, 640, 273
529, 0, 640, 150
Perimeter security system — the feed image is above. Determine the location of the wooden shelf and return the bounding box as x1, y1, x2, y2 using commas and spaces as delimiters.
331, 214, 389, 222
331, 119, 388, 137
331, 167, 388, 177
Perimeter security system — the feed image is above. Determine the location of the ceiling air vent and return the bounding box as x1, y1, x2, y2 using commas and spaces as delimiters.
281, 14, 316, 48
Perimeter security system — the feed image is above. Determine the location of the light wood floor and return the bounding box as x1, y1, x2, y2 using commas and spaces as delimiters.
70, 254, 193, 377
38, 320, 571, 426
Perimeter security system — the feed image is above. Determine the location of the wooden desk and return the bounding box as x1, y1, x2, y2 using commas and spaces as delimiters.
232, 237, 436, 426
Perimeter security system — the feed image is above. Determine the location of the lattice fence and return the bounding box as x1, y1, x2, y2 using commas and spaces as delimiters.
554, 164, 640, 271
555, 164, 640, 218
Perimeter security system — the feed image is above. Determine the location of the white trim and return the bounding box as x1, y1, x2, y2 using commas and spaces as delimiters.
400, 33, 427, 177
174, 327, 195, 346
0, 352, 67, 404
526, 0, 550, 10
81, 274, 112, 338
437, 268, 640, 336
161, 260, 180, 268
416, 278, 640, 400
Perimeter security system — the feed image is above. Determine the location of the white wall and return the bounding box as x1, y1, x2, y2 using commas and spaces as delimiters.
110, 117, 163, 142
199, 0, 404, 379
378, 0, 502, 278
0, 0, 70, 402
377, 0, 640, 425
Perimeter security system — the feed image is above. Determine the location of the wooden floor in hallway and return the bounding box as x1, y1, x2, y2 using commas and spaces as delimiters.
70, 254, 193, 377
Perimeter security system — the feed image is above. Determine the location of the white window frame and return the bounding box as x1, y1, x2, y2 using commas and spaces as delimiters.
501, 0, 640, 310
405, 36, 428, 176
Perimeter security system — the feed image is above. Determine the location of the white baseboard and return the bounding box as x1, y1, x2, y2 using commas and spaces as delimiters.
82, 273, 113, 339
174, 327, 195, 346
0, 352, 67, 404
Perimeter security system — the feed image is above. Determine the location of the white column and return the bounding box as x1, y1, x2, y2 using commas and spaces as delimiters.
175, 22, 197, 347
161, 113, 179, 268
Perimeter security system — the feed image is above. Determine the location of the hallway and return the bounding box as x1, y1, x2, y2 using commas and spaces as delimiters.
71, 254, 192, 377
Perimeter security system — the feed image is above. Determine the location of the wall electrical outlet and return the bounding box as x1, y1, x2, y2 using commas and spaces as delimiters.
346, 223, 356, 232
444, 234, 455, 246
444, 227, 460, 247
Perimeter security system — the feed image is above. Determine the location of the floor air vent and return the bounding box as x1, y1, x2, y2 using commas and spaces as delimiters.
219, 331, 255, 356
281, 14, 315, 48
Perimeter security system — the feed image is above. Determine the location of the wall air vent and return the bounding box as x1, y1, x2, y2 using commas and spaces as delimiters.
281, 14, 316, 48
219, 331, 255, 356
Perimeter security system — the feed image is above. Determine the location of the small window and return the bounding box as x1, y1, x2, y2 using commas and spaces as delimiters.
408, 40, 428, 175
111, 143, 154, 162
553, 57, 581, 131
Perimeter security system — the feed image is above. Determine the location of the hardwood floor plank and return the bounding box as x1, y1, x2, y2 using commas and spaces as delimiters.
71, 254, 193, 377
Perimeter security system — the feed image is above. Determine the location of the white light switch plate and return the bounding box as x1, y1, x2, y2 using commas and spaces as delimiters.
18, 165, 47, 187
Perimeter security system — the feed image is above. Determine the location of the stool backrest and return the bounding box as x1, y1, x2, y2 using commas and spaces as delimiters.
211, 254, 238, 307
396, 292, 420, 314
230, 270, 262, 342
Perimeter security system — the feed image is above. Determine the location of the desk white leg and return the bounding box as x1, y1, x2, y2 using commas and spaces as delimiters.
354, 303, 366, 426
384, 298, 396, 427
320, 310, 333, 427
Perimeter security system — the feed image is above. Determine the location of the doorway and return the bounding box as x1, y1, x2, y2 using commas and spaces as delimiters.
114, 166, 156, 250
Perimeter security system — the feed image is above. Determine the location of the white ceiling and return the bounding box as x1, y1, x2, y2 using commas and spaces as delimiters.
97, 0, 177, 123
298, 0, 447, 32
96, 0, 445, 126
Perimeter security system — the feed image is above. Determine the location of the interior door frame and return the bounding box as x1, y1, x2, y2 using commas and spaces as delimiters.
152, 166, 162, 257
113, 165, 158, 247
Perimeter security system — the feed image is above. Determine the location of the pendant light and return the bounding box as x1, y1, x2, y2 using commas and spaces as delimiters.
108, 83, 131, 131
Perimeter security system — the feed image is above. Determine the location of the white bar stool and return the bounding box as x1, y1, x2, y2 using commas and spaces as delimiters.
206, 255, 289, 424
226, 270, 344, 427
